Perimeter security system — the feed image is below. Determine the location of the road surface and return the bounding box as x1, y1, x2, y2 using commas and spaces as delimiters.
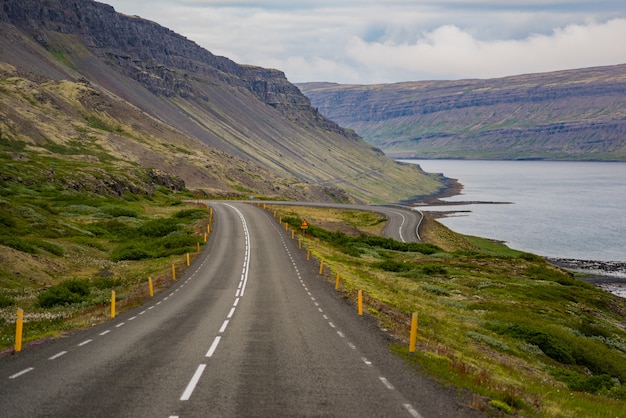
0, 202, 475, 417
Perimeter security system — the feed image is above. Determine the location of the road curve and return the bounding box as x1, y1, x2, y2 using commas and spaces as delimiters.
0, 202, 475, 417
256, 201, 424, 242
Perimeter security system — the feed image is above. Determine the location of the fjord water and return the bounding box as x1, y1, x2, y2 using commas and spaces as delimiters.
406, 160, 626, 262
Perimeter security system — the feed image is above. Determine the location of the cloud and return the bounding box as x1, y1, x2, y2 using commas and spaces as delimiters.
104, 1, 626, 84
344, 18, 626, 82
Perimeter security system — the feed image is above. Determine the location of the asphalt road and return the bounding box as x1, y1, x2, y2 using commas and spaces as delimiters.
0, 202, 475, 417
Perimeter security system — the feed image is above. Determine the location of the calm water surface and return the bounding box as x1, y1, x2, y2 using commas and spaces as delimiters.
406, 160, 626, 263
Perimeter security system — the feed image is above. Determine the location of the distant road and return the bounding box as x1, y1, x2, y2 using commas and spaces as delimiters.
0, 202, 474, 417
258, 201, 424, 242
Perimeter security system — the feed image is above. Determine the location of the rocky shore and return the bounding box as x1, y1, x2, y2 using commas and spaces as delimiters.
548, 258, 626, 298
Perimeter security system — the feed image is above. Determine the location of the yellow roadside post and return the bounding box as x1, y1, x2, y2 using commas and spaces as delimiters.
15, 308, 24, 352
319, 260, 324, 275
148, 277, 154, 297
409, 312, 419, 354
358, 290, 363, 316
111, 291, 116, 318
335, 273, 340, 290
172, 264, 176, 281
186, 253, 190, 266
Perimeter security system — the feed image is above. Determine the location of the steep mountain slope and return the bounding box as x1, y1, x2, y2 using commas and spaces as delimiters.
298, 65, 626, 161
0, 0, 443, 203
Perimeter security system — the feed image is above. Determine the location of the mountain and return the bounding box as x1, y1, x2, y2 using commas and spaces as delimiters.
0, 0, 443, 204
298, 65, 626, 161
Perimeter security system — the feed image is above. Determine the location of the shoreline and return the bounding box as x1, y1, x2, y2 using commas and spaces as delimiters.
402, 175, 465, 205
402, 166, 626, 298
547, 258, 626, 298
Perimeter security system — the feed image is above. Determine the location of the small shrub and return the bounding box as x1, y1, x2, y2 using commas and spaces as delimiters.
0, 293, 15, 308
372, 259, 412, 273
138, 218, 179, 237
524, 265, 589, 287
552, 369, 616, 394
490, 323, 575, 364
519, 252, 544, 262
420, 263, 448, 276
101, 206, 139, 218
0, 235, 38, 254
37, 279, 90, 307
468, 331, 509, 351
91, 276, 123, 290
0, 212, 16, 228
173, 208, 206, 219
489, 400, 513, 414
110, 245, 153, 261
37, 241, 64, 256
420, 283, 451, 297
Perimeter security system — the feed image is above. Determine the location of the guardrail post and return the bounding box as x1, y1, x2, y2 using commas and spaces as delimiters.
15, 308, 23, 352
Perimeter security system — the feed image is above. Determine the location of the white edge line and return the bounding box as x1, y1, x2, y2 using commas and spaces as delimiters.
379, 376, 395, 390
9, 367, 34, 379
403, 403, 423, 418
49, 351, 68, 360
180, 364, 206, 401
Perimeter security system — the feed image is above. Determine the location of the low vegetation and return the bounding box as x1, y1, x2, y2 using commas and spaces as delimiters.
273, 205, 626, 417
0, 159, 207, 350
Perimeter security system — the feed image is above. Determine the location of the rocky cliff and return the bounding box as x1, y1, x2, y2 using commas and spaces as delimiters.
298, 65, 626, 160
0, 0, 442, 203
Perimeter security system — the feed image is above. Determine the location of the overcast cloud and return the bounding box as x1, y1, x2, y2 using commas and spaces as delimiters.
102, 1, 626, 84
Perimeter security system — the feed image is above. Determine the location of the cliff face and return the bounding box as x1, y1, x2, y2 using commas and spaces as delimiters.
0, 0, 441, 203
0, 0, 307, 106
298, 65, 626, 161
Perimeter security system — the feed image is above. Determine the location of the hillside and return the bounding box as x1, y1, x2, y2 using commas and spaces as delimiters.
298, 65, 626, 160
0, 0, 443, 204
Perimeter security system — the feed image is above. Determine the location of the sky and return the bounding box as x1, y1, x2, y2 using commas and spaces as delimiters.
103, 1, 626, 84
